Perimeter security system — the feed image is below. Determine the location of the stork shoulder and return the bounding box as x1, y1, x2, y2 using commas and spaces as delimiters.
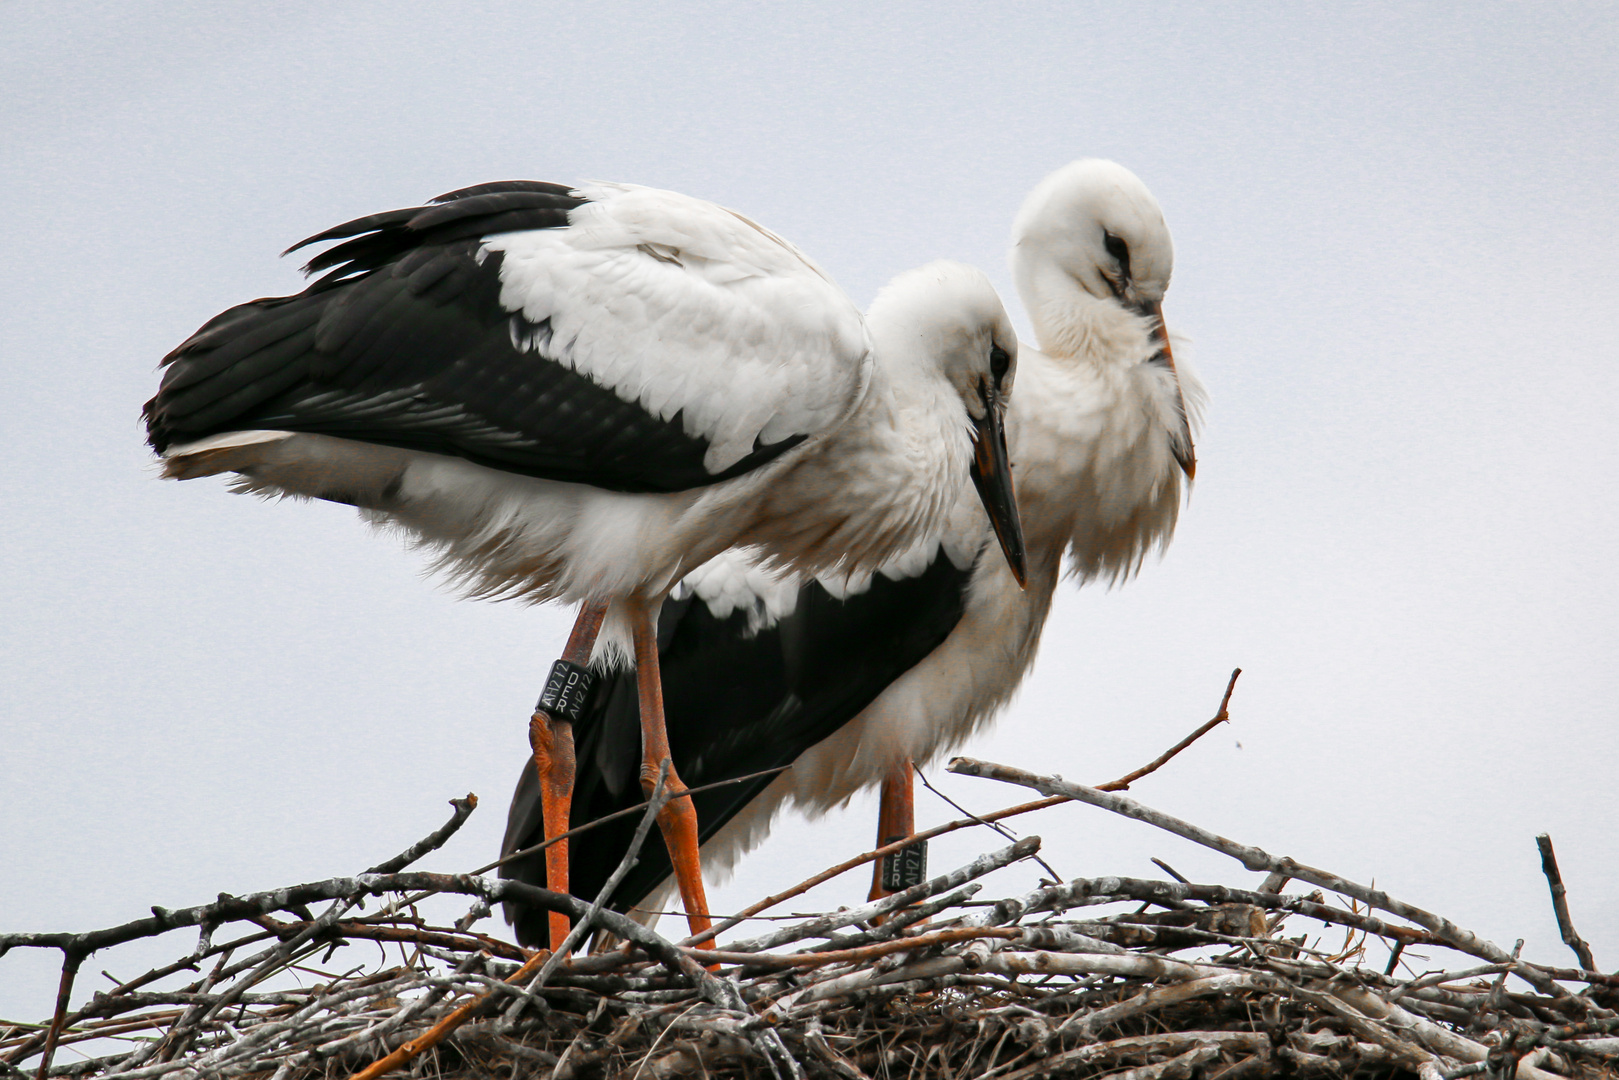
487, 183, 873, 474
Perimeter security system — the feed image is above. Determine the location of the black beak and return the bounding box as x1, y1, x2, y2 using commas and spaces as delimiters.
1141, 299, 1196, 481
969, 385, 1028, 589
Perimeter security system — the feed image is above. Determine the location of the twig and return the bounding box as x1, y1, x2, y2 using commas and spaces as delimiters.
1535, 833, 1597, 973
699, 927, 1022, 971
479, 765, 791, 874
1151, 858, 1191, 884
251, 916, 525, 961
998, 1031, 1259, 1080
345, 953, 531, 1080
1057, 972, 1275, 1041
630, 1002, 703, 1080
915, 766, 1064, 884
802, 884, 982, 954
364, 794, 479, 874
328, 954, 484, 1080
1104, 668, 1241, 792
781, 940, 1255, 1009
1334, 984, 1568, 1080
1016, 876, 1439, 946
32, 953, 81, 1080
803, 1018, 871, 1080
2, 794, 480, 961
548, 998, 607, 1080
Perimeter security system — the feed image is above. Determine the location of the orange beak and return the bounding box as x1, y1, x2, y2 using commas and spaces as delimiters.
1144, 299, 1195, 481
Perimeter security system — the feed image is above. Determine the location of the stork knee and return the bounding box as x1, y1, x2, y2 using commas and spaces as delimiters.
640, 758, 687, 799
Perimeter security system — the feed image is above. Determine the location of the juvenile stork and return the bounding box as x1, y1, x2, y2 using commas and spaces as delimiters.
500, 160, 1200, 937
144, 179, 1027, 952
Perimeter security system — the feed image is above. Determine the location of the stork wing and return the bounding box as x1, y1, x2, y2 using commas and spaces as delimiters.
145, 182, 871, 494
499, 544, 980, 940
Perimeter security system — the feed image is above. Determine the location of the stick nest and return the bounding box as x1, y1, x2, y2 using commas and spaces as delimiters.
6, 741, 1617, 1080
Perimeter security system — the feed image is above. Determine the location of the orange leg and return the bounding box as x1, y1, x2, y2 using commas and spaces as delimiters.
529, 599, 609, 954
631, 604, 715, 948
869, 758, 917, 909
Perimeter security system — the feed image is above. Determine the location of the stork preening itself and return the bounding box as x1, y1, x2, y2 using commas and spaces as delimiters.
143, 179, 1028, 953
499, 159, 1201, 940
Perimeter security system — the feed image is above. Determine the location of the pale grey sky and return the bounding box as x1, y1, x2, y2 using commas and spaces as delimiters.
4, 1, 1617, 1020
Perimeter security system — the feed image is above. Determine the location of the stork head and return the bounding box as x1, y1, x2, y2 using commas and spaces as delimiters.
1010, 159, 1196, 480
867, 261, 1027, 587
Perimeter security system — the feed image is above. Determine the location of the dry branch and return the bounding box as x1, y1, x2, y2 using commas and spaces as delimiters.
1537, 833, 1599, 974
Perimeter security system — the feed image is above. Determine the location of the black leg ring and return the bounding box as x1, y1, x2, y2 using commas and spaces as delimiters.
536, 660, 598, 723
880, 836, 928, 892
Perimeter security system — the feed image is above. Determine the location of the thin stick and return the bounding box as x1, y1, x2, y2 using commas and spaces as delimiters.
1106, 668, 1240, 791
802, 884, 982, 955
365, 794, 479, 875
723, 838, 1040, 954
251, 915, 526, 961
681, 671, 1237, 947
477, 765, 792, 874
3, 797, 482, 1072
343, 955, 491, 1080
32, 952, 80, 1080
341, 765, 795, 924
915, 766, 1063, 883
1, 796, 479, 960
1151, 858, 1191, 884
1535, 833, 1597, 973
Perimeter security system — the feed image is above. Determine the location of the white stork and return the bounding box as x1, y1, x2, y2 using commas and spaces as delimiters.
144, 179, 1028, 953
499, 159, 1201, 936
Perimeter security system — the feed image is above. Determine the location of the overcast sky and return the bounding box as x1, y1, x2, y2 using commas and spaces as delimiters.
4, 2, 1617, 1023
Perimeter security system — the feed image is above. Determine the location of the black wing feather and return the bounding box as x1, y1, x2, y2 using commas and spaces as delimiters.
498, 549, 977, 945
146, 181, 807, 494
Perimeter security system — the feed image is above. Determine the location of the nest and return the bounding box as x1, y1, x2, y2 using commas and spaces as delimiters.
6, 682, 1617, 1080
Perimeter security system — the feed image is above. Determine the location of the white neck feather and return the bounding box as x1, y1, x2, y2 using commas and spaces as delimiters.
1006, 325, 1190, 588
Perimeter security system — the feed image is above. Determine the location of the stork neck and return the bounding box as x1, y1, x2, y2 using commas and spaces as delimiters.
859, 319, 929, 399
1003, 346, 1186, 586
1013, 258, 1116, 360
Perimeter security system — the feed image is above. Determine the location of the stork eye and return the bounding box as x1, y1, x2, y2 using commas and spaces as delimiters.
1103, 230, 1132, 283
990, 344, 1011, 381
